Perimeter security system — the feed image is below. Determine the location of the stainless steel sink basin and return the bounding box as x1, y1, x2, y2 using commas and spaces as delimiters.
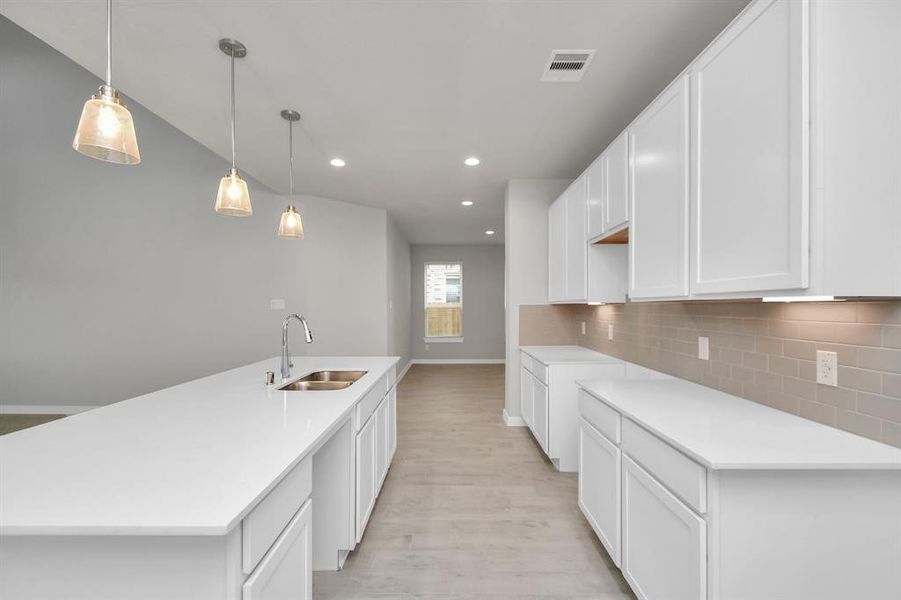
277, 370, 368, 392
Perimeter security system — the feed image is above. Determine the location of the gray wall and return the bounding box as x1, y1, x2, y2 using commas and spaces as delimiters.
410, 245, 505, 361
386, 217, 412, 373
504, 179, 571, 418
0, 18, 394, 408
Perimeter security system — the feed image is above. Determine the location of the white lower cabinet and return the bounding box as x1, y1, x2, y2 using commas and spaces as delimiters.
519, 364, 533, 428
578, 419, 621, 566
355, 407, 377, 542
243, 499, 313, 600
531, 376, 548, 453
622, 456, 706, 600
354, 389, 395, 543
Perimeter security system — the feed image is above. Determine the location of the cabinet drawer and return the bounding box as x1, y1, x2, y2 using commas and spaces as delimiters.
520, 352, 533, 374
243, 456, 313, 575
622, 419, 706, 514
354, 373, 389, 432
532, 360, 548, 385
578, 389, 621, 444
243, 499, 312, 600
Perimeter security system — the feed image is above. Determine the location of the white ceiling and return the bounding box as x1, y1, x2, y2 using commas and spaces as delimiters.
2, 0, 748, 244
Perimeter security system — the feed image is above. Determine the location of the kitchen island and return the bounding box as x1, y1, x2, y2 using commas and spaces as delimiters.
0, 355, 399, 599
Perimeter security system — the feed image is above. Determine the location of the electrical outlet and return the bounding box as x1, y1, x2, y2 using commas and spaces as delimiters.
608, 324, 614, 341
425, 344, 430, 352
580, 321, 587, 335
817, 350, 838, 387
270, 298, 285, 310
698, 336, 709, 361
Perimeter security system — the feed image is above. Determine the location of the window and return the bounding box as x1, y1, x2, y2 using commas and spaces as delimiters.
424, 262, 463, 340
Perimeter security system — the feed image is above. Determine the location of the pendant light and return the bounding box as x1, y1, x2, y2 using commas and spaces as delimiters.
277, 110, 305, 239
72, 0, 140, 164
214, 39, 252, 216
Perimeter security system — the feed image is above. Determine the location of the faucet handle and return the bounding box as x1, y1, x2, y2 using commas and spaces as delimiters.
265, 371, 275, 386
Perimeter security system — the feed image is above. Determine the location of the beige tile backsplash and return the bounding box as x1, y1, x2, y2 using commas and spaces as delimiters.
520, 301, 901, 448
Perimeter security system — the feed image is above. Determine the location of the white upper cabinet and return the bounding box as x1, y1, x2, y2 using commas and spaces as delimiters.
629, 76, 690, 300
604, 132, 629, 235
549, 174, 627, 304
565, 176, 588, 301
586, 157, 605, 240
690, 0, 808, 295
548, 193, 567, 302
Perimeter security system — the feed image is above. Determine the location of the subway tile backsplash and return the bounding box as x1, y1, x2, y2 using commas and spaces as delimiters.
520, 300, 901, 448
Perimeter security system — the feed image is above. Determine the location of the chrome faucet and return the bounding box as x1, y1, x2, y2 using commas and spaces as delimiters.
281, 314, 313, 380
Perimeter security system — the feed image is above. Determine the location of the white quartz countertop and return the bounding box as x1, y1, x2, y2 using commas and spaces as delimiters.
521, 345, 622, 365
578, 371, 901, 470
0, 355, 399, 536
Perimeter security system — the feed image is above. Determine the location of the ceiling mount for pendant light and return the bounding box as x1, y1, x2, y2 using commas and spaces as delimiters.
214, 38, 252, 217
72, 0, 140, 164
277, 109, 305, 240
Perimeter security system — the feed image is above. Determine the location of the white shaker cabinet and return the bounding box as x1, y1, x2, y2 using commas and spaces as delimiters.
622, 456, 706, 600
690, 0, 808, 295
565, 176, 588, 301
586, 156, 604, 240
548, 194, 567, 302
603, 132, 629, 235
243, 499, 314, 600
629, 75, 690, 300
531, 376, 549, 453
578, 419, 621, 567
520, 362, 534, 428
354, 410, 377, 542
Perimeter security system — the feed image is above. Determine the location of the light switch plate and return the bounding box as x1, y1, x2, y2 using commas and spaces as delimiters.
817, 350, 838, 387
270, 298, 286, 310
698, 336, 709, 361
580, 321, 586, 335
608, 324, 614, 341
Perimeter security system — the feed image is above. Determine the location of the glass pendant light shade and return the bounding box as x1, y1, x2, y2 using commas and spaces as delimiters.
215, 168, 252, 216
277, 205, 304, 239
72, 0, 140, 165
73, 87, 140, 164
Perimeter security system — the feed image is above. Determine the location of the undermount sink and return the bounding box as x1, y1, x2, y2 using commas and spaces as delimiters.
277, 370, 368, 392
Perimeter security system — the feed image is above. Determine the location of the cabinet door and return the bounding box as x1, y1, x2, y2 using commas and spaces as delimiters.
604, 131, 629, 233
629, 76, 690, 299
586, 156, 605, 239
565, 176, 588, 301
388, 387, 397, 461
520, 366, 533, 428
355, 414, 377, 542
690, 0, 808, 295
243, 499, 313, 600
622, 456, 705, 600
548, 195, 567, 302
579, 420, 621, 567
531, 377, 549, 453
376, 397, 389, 489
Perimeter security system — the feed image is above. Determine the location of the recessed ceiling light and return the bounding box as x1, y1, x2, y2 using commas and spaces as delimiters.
330, 158, 346, 167
461, 200, 473, 206
464, 157, 480, 166
485, 229, 495, 235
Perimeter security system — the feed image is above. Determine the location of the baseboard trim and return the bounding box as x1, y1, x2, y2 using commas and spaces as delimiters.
411, 359, 505, 365
1, 405, 99, 415
502, 408, 526, 427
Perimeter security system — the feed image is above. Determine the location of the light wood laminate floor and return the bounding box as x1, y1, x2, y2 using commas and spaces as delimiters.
314, 364, 634, 599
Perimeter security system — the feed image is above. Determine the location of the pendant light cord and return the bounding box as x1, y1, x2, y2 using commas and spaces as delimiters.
105, 0, 112, 86
230, 52, 237, 169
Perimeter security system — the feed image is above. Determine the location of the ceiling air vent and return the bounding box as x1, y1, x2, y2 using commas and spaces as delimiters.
541, 50, 596, 82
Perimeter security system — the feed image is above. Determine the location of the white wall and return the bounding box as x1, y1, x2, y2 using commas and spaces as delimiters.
503, 179, 571, 421
410, 245, 505, 361
0, 18, 394, 409
386, 217, 412, 373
